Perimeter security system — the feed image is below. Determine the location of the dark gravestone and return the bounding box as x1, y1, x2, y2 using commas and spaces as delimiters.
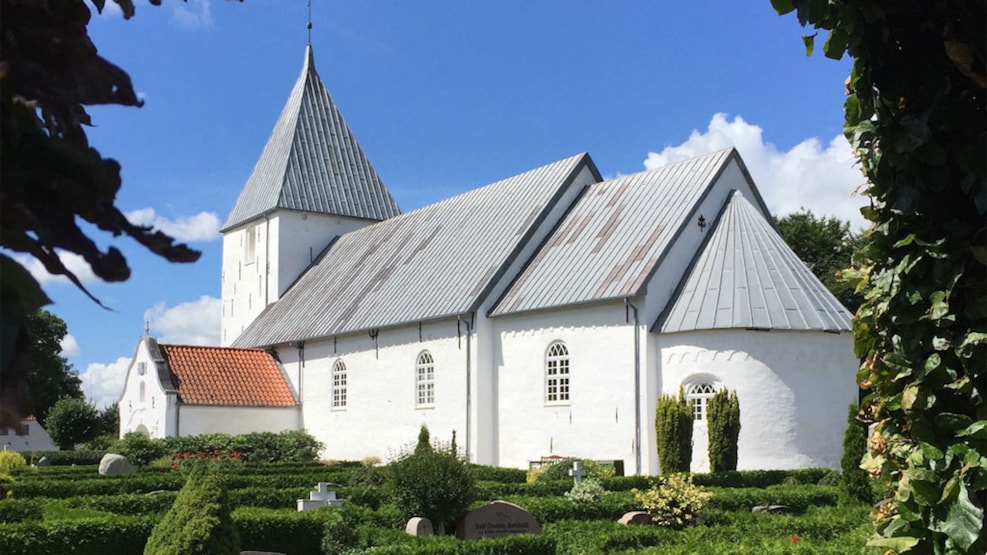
455, 500, 541, 540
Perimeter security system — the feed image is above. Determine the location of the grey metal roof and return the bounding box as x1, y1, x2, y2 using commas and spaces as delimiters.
232, 154, 593, 347
490, 148, 735, 316
657, 190, 852, 334
222, 46, 400, 232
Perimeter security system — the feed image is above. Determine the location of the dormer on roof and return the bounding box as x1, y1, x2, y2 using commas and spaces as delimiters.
222, 45, 401, 232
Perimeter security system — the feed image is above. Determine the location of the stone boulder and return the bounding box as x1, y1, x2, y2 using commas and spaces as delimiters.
98, 453, 134, 476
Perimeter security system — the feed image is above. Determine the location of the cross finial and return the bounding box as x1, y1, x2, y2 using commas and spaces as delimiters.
307, 0, 313, 45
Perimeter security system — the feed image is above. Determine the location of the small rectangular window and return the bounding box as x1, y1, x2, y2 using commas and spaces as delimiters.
245, 226, 257, 263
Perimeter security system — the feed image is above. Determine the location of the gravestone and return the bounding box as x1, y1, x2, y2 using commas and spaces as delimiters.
405, 517, 434, 537
455, 500, 541, 540
37, 456, 50, 467
751, 505, 792, 514
297, 482, 345, 511
98, 453, 134, 476
568, 461, 587, 485
618, 511, 653, 526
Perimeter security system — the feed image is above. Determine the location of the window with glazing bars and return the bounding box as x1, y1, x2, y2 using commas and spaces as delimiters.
546, 342, 570, 403
416, 351, 434, 407
332, 360, 347, 409
687, 382, 716, 421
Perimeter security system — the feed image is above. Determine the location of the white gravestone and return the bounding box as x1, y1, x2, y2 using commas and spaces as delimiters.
297, 482, 345, 511
568, 461, 587, 485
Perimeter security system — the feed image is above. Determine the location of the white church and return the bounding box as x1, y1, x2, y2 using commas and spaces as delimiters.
119, 45, 858, 475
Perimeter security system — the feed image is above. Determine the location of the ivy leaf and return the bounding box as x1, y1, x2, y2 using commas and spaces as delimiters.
934, 482, 984, 551
955, 421, 987, 441
823, 28, 849, 60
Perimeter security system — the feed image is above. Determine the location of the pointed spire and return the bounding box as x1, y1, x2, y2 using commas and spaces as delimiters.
223, 46, 401, 232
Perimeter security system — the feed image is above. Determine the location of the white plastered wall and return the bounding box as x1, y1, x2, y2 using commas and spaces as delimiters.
490, 301, 638, 471
637, 158, 775, 474
282, 319, 473, 463
118, 339, 173, 439
657, 329, 858, 472
221, 212, 374, 346
178, 406, 300, 437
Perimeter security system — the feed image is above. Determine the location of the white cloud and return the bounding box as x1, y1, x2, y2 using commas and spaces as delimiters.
11, 252, 99, 285
644, 113, 868, 230
126, 208, 221, 242
60, 334, 81, 358
145, 295, 221, 345
170, 0, 213, 28
79, 356, 131, 410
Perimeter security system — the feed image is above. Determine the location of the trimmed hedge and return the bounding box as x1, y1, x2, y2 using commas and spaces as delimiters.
469, 465, 527, 483
705, 485, 840, 513
0, 515, 157, 555
234, 508, 325, 555
350, 533, 557, 554
14, 451, 105, 466
0, 499, 43, 523
691, 468, 831, 489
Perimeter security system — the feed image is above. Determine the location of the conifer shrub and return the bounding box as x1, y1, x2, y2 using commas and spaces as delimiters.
143, 467, 240, 555
839, 402, 872, 505
654, 391, 693, 474
631, 473, 712, 529
388, 426, 475, 535
706, 388, 740, 472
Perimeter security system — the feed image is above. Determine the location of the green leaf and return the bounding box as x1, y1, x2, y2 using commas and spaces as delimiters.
867, 536, 920, 551
802, 33, 817, 56
935, 482, 984, 551
955, 421, 987, 441
770, 0, 795, 15
823, 28, 849, 60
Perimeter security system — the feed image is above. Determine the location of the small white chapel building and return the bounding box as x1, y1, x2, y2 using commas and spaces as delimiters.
120, 44, 858, 474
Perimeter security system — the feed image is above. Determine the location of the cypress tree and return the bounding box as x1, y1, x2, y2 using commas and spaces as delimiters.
707, 388, 741, 472
655, 391, 693, 474
840, 402, 873, 505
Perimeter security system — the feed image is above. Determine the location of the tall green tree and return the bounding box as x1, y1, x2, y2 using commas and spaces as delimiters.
24, 310, 82, 426
45, 397, 100, 450
840, 402, 872, 505
0, 0, 207, 428
98, 402, 120, 436
774, 2, 985, 553
655, 392, 693, 474
707, 388, 741, 473
777, 210, 863, 312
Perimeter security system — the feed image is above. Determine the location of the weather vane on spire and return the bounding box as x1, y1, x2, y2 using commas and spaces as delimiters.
307, 0, 313, 46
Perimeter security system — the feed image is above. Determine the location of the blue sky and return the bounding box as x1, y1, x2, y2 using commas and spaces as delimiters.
19, 0, 865, 408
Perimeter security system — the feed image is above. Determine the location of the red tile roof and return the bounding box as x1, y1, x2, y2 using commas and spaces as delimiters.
159, 345, 297, 407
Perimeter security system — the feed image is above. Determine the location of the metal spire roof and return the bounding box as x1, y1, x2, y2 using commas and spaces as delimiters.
491, 148, 735, 316
657, 190, 852, 333
222, 46, 400, 232
232, 154, 594, 347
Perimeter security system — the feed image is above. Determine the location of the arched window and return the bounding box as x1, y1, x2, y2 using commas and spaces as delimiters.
332, 360, 347, 409
416, 351, 435, 407
686, 382, 716, 421
545, 342, 570, 403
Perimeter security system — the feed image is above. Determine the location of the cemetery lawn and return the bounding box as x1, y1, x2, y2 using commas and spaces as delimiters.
0, 462, 876, 554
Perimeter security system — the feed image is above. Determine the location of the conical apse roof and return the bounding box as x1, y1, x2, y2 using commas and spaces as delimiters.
223, 46, 401, 231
